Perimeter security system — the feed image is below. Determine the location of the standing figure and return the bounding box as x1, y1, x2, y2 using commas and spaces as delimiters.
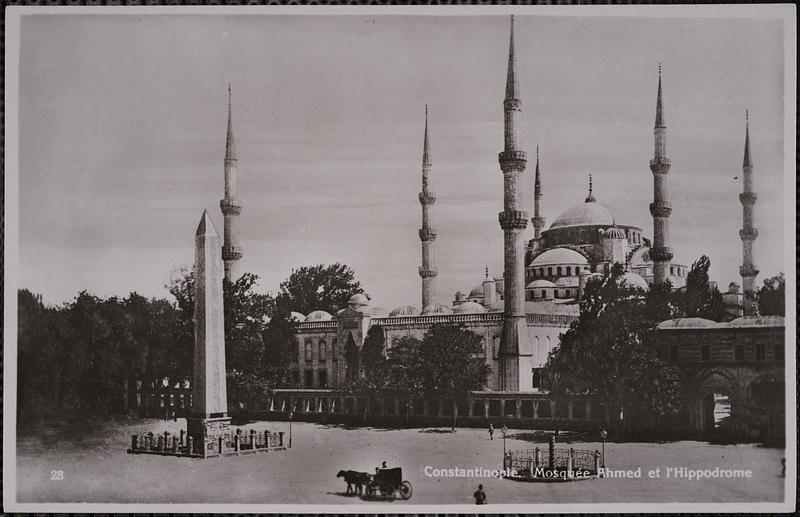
488, 423, 494, 440
473, 484, 487, 505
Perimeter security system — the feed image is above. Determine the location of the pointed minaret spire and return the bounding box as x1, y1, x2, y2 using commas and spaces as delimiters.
485, 265, 489, 279
498, 14, 529, 391
220, 84, 243, 282
740, 110, 759, 315
505, 15, 520, 101
531, 145, 546, 239
419, 105, 438, 309
649, 64, 673, 285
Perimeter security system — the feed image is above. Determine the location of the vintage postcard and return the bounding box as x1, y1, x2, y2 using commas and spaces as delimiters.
3, 4, 796, 513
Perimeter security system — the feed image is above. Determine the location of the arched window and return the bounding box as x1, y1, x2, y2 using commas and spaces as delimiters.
566, 266, 572, 276
546, 336, 552, 352
541, 290, 547, 298
547, 267, 553, 277
557, 266, 562, 276
304, 341, 313, 361
318, 340, 326, 361
534, 336, 540, 357
539, 268, 545, 277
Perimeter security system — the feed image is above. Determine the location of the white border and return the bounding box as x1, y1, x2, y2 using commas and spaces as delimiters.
3, 4, 796, 514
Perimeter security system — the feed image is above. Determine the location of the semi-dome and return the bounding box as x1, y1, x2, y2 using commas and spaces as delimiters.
527, 279, 557, 288
304, 310, 333, 322
389, 305, 420, 317
289, 311, 306, 322
453, 301, 487, 314
604, 226, 626, 240
555, 276, 579, 288
421, 303, 453, 315
657, 318, 721, 329
531, 247, 589, 266
347, 293, 369, 308
550, 200, 615, 230
619, 271, 649, 290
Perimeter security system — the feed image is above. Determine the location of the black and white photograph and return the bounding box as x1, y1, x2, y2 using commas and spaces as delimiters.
3, 5, 796, 512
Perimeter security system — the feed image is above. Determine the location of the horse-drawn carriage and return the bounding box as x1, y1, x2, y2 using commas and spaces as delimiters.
366, 467, 412, 501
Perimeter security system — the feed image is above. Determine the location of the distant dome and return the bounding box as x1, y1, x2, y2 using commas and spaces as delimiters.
550, 200, 615, 230
347, 293, 369, 308
289, 311, 306, 322
727, 315, 785, 328
454, 301, 487, 314
531, 248, 589, 266
657, 318, 721, 329
668, 275, 686, 289
527, 279, 556, 288
468, 284, 484, 298
555, 276, 579, 288
604, 226, 626, 240
421, 303, 453, 315
619, 272, 649, 290
304, 310, 332, 322
389, 305, 420, 317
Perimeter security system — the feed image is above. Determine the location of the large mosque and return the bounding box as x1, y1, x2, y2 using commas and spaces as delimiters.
218, 17, 760, 394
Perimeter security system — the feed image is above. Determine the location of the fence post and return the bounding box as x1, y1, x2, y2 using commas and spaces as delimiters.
188, 436, 194, 455
534, 447, 540, 467
234, 433, 240, 452
250, 429, 257, 449
278, 431, 284, 447
219, 436, 224, 454
548, 433, 555, 469
172, 436, 178, 452
264, 430, 270, 450
130, 435, 138, 451
568, 447, 574, 476
180, 429, 185, 446
163, 432, 169, 452
594, 450, 601, 474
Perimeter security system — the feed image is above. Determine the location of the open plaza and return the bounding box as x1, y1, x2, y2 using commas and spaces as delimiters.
16, 419, 784, 505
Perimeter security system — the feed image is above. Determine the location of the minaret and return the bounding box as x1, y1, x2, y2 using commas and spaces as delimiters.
531, 146, 546, 239
739, 110, 759, 316
649, 65, 673, 285
418, 105, 438, 309
498, 16, 530, 391
220, 84, 243, 282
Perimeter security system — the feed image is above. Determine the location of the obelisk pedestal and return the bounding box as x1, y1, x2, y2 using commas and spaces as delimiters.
186, 210, 231, 457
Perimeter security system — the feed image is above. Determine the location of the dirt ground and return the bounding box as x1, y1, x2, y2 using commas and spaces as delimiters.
14, 418, 785, 505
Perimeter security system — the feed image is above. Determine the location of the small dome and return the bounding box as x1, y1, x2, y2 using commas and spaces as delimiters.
727, 282, 741, 293
667, 275, 686, 289
727, 315, 784, 328
468, 284, 484, 298
389, 305, 420, 317
421, 303, 453, 315
604, 226, 626, 240
304, 310, 333, 322
555, 276, 579, 288
527, 279, 556, 289
347, 293, 369, 308
657, 318, 721, 329
531, 248, 589, 266
453, 301, 487, 314
550, 200, 615, 230
619, 272, 649, 290
289, 311, 306, 322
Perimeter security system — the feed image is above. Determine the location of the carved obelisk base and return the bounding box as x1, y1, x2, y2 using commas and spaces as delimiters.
187, 415, 232, 457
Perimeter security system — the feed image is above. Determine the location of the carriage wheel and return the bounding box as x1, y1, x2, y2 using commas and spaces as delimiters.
380, 484, 396, 502
399, 480, 412, 500
366, 484, 377, 498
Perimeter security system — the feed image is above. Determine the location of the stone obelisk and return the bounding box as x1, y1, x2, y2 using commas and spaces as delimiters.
187, 210, 231, 457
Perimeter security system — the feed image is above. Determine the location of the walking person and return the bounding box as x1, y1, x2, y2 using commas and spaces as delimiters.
488, 423, 494, 440
473, 484, 487, 505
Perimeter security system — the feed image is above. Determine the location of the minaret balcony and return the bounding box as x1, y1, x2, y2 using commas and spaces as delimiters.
499, 210, 529, 230
649, 203, 672, 218
739, 264, 759, 278
649, 246, 673, 262
220, 199, 242, 215
419, 227, 438, 241
739, 228, 759, 241
222, 245, 243, 261
649, 157, 671, 172
418, 267, 438, 278
499, 150, 527, 164
419, 191, 437, 205
739, 192, 758, 205
531, 216, 546, 229
503, 98, 522, 110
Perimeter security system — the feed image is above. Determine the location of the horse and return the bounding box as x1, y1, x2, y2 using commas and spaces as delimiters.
336, 470, 371, 495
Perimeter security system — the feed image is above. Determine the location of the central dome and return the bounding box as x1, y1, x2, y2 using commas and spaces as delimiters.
550, 200, 615, 230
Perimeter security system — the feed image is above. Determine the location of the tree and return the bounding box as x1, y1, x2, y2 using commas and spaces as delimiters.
362, 325, 387, 381
385, 336, 425, 426
545, 264, 682, 434
275, 263, 367, 315
418, 324, 491, 431
676, 255, 723, 321
756, 273, 785, 316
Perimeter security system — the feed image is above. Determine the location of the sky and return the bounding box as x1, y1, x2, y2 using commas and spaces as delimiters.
14, 12, 789, 310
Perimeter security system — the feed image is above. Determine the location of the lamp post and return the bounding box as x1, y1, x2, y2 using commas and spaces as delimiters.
599, 426, 607, 468
288, 411, 294, 448
501, 424, 508, 456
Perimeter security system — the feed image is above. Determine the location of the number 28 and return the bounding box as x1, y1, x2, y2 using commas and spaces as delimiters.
50, 470, 64, 480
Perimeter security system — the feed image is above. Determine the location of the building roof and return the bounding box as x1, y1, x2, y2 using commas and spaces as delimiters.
347, 293, 369, 308
619, 271, 649, 290
527, 279, 556, 289
289, 311, 306, 322
421, 302, 453, 315
304, 310, 333, 322
388, 305, 420, 317
604, 226, 626, 240
531, 247, 589, 266
727, 315, 784, 328
550, 200, 615, 230
656, 318, 721, 329
453, 301, 488, 314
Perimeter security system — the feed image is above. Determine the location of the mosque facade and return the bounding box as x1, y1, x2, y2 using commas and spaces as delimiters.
219, 18, 766, 395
